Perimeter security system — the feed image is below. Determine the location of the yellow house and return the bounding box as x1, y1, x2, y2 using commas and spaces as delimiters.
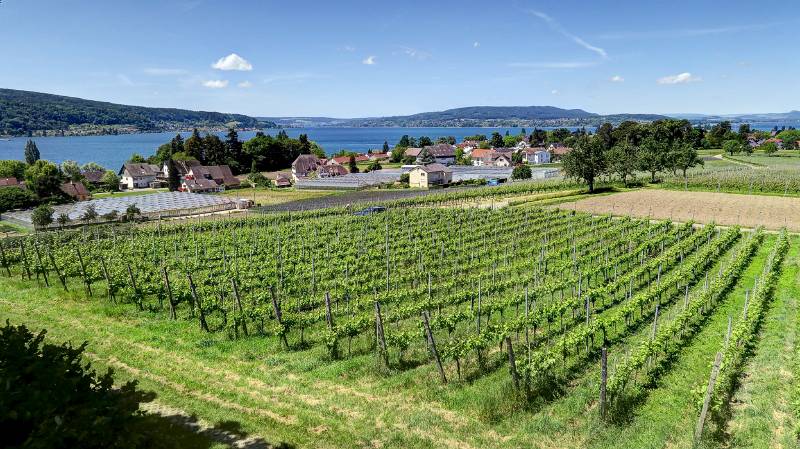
408, 163, 453, 188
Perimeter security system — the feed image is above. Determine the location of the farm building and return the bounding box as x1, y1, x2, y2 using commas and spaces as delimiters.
118, 163, 161, 189
182, 177, 223, 193
408, 163, 453, 188
59, 181, 91, 201
292, 154, 323, 180
273, 173, 292, 188
162, 159, 202, 180
424, 144, 456, 165
187, 165, 240, 188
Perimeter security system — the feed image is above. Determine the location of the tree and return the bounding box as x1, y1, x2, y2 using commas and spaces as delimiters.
490, 132, 504, 148
511, 164, 532, 180
298, 134, 311, 154
0, 159, 28, 179
596, 123, 615, 150
738, 123, 751, 141
503, 135, 519, 147
31, 204, 54, 229
166, 159, 181, 192
24, 139, 40, 165
418, 136, 433, 147
348, 155, 359, 173
183, 128, 204, 162
637, 136, 667, 183
454, 147, 470, 165
128, 153, 146, 163
606, 141, 638, 186
60, 160, 83, 182
397, 135, 411, 148
390, 146, 406, 163
125, 204, 141, 222
562, 136, 606, 192
366, 160, 382, 171
511, 151, 523, 165
722, 139, 743, 156
0, 187, 36, 213
551, 128, 571, 143
760, 141, 779, 156
671, 142, 703, 177
382, 140, 390, 152
101, 170, 120, 191
24, 160, 63, 198
777, 129, 800, 150
56, 212, 71, 229
707, 121, 733, 147
416, 147, 435, 165
0, 322, 157, 449
530, 129, 547, 145
170, 133, 185, 154
81, 204, 98, 223
81, 162, 104, 172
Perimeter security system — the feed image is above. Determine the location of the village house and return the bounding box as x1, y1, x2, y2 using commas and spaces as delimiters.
162, 159, 202, 181
118, 163, 161, 189
317, 164, 349, 178
59, 181, 91, 201
182, 177, 223, 193
80, 169, 106, 186
291, 154, 323, 181
470, 149, 495, 166
548, 143, 573, 161
424, 144, 456, 165
765, 138, 784, 149
524, 147, 551, 164
368, 152, 390, 161
186, 165, 240, 189
493, 154, 512, 167
273, 173, 292, 188
404, 148, 423, 159
408, 163, 453, 188
0, 177, 21, 188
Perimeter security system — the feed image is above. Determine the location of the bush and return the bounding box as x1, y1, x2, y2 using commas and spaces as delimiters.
399, 173, 410, 184
0, 322, 157, 448
0, 186, 37, 213
31, 204, 54, 229
512, 164, 532, 180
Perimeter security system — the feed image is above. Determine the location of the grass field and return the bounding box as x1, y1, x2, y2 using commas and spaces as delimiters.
0, 190, 796, 448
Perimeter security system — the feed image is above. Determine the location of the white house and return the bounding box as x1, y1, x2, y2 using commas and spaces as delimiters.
524, 148, 550, 164
493, 154, 512, 167
118, 163, 161, 189
408, 163, 453, 188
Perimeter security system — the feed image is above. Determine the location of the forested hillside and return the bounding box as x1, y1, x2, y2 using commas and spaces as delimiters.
0, 89, 264, 136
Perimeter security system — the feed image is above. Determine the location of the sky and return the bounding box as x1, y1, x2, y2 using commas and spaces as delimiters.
1, 0, 798, 117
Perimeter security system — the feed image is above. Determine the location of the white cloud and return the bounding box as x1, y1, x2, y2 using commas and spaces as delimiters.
508, 61, 597, 69
237, 81, 253, 88
473, 41, 480, 48
211, 53, 253, 71
362, 55, 377, 65
657, 72, 701, 85
551, 89, 559, 95
528, 10, 607, 59
342, 45, 356, 52
610, 75, 624, 82
143, 68, 186, 76
202, 80, 229, 88
400, 46, 431, 60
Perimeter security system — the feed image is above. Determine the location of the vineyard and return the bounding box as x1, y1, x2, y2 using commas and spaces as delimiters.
0, 198, 796, 448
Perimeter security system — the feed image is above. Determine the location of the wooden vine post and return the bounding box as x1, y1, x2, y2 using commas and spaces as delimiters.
270, 285, 289, 348
422, 310, 447, 384
231, 278, 248, 337
600, 347, 608, 418
75, 247, 92, 297
187, 274, 209, 332
161, 266, 176, 320
47, 250, 67, 291
100, 258, 114, 301
32, 244, 49, 287
505, 336, 520, 390
325, 291, 338, 357
0, 242, 10, 277
374, 302, 389, 369
695, 351, 723, 443
127, 263, 143, 311
19, 241, 31, 280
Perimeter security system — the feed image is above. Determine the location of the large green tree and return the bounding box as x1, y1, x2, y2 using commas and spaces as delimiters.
490, 132, 504, 148
166, 159, 181, 192
671, 142, 703, 177
202, 134, 227, 166
183, 128, 204, 161
24, 160, 63, 198
31, 204, 54, 229
0, 159, 27, 179
637, 136, 668, 183
24, 139, 40, 165
606, 141, 638, 186
562, 135, 606, 192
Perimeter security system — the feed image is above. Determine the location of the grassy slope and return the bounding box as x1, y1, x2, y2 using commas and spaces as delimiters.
725, 239, 799, 448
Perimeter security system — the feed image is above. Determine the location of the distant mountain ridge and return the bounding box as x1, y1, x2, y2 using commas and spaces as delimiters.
0, 88, 265, 136
262, 106, 667, 128
671, 110, 800, 123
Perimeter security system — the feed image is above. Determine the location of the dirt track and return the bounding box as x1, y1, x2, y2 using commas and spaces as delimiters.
557, 189, 800, 232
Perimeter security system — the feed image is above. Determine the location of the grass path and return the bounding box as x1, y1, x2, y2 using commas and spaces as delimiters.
725, 239, 800, 448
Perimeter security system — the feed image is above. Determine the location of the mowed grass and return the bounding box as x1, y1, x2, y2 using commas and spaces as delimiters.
0, 234, 796, 448
217, 187, 338, 207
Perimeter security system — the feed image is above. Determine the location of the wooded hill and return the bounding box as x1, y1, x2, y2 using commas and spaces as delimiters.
0, 88, 265, 136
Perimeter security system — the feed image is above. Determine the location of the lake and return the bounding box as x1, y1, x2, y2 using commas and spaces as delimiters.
0, 123, 790, 171
0, 127, 533, 170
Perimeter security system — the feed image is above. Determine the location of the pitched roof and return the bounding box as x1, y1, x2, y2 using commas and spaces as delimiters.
170, 159, 202, 176
183, 177, 218, 191
0, 177, 20, 187
415, 163, 452, 174
292, 154, 321, 175
121, 163, 160, 177
318, 165, 348, 177
404, 148, 422, 157
81, 169, 106, 184
470, 149, 495, 160
191, 165, 240, 187
425, 144, 456, 157
59, 181, 91, 200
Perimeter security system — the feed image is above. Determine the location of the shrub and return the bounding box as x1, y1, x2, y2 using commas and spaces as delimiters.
31, 204, 54, 229
512, 165, 532, 180
0, 322, 156, 448
0, 186, 36, 213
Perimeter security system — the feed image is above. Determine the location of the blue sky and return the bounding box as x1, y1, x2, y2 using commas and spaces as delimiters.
0, 0, 797, 117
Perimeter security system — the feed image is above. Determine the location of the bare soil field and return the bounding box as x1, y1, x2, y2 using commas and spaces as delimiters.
557, 189, 800, 231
